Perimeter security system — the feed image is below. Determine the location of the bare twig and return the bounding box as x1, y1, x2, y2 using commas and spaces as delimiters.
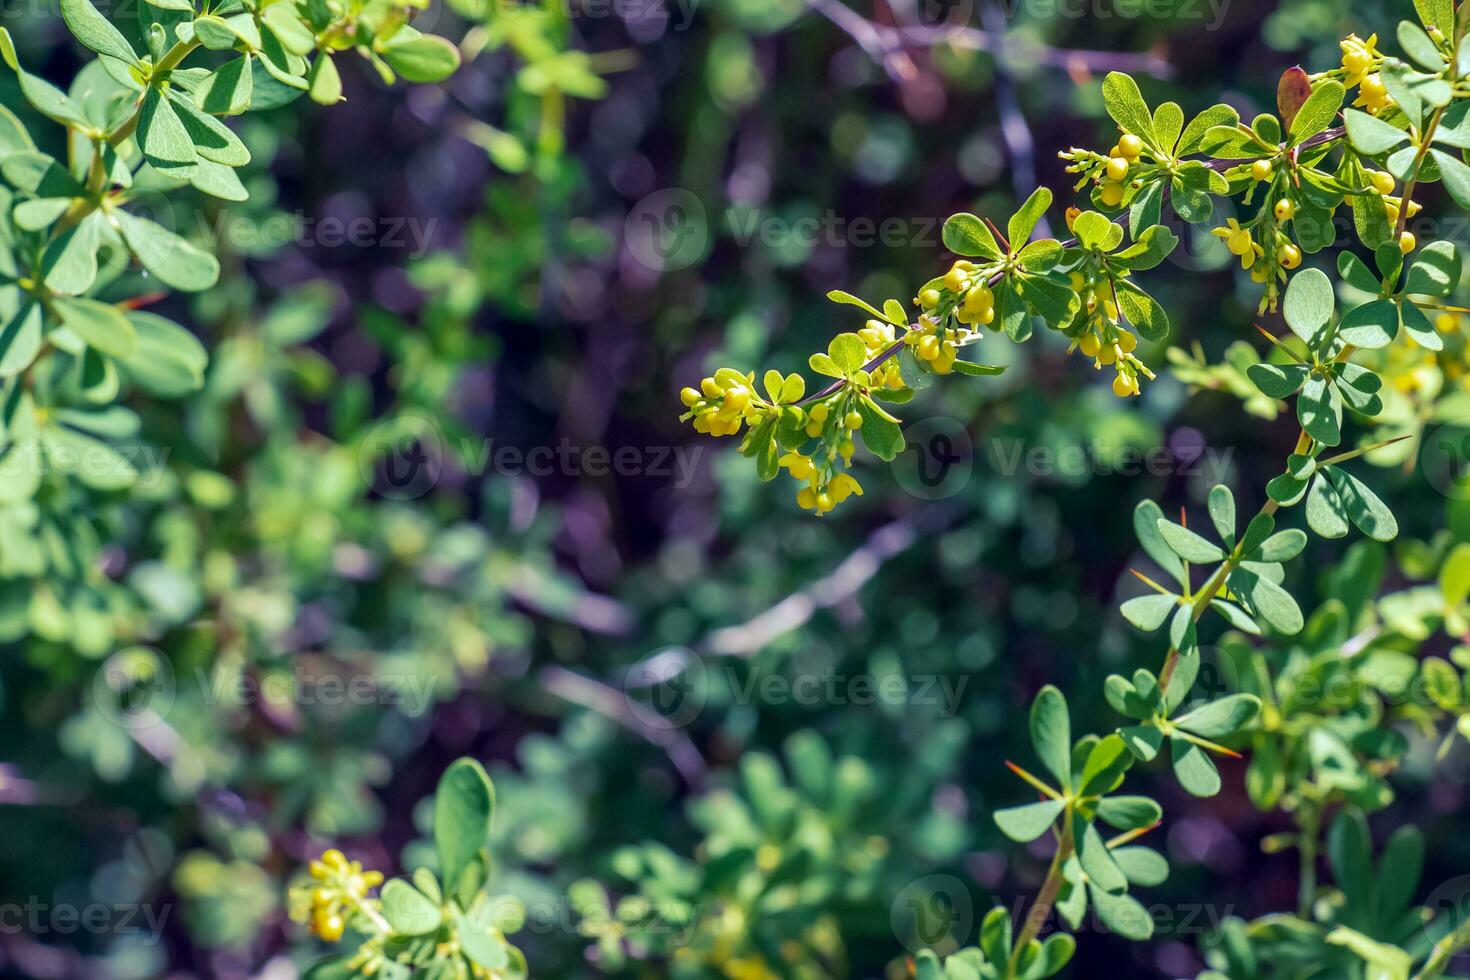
805, 0, 1173, 81
540, 664, 710, 790
703, 519, 921, 656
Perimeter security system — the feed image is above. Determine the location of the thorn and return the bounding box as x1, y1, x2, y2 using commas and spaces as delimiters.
984, 217, 1012, 252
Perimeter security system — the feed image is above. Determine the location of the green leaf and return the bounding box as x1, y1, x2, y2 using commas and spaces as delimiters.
1399, 300, 1444, 352
1404, 240, 1460, 296
1120, 724, 1163, 761
828, 333, 866, 375
194, 13, 261, 49
137, 88, 198, 178
856, 397, 903, 462
1094, 795, 1161, 831
0, 302, 42, 377
1288, 80, 1344, 143
1337, 250, 1381, 293
1078, 734, 1131, 797
1306, 472, 1350, 538
1134, 499, 1186, 587
308, 54, 343, 105
1337, 299, 1399, 349
1120, 594, 1176, 631
1029, 685, 1071, 787
1414, 0, 1454, 32
0, 103, 35, 157
943, 213, 1002, 259
1398, 20, 1445, 72
1325, 928, 1412, 980
1101, 71, 1158, 145
1111, 224, 1178, 271
112, 210, 220, 292
379, 29, 462, 83
1114, 281, 1169, 342
1282, 268, 1334, 346
119, 312, 207, 396
1156, 519, 1226, 563
994, 799, 1065, 842
1027, 934, 1075, 978
61, 0, 139, 64
1207, 484, 1236, 545
1077, 820, 1128, 892
1440, 542, 1470, 609
1247, 362, 1310, 398
1017, 238, 1063, 272
1090, 886, 1153, 941
1178, 103, 1239, 155
190, 158, 248, 201
1112, 846, 1169, 887
1254, 529, 1307, 563
825, 290, 886, 321
41, 420, 136, 489
167, 90, 251, 167
951, 360, 1005, 377
1298, 374, 1342, 446
434, 758, 496, 897
1229, 567, 1303, 634
262, 5, 315, 56
194, 56, 254, 115
53, 297, 137, 359
1008, 187, 1052, 247
454, 908, 510, 971
0, 29, 92, 129
1343, 108, 1410, 154
1431, 148, 1470, 208
40, 210, 104, 296
1174, 693, 1261, 739
1170, 738, 1221, 797
380, 879, 442, 935
1325, 468, 1398, 541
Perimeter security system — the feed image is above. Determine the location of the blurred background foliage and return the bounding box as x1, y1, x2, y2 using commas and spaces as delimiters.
4, 0, 1470, 977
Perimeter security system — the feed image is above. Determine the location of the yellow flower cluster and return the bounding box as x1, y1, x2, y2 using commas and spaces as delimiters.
1341, 34, 1392, 113
295, 848, 384, 943
681, 369, 768, 437
856, 319, 905, 388
1061, 133, 1143, 206
780, 408, 863, 514
906, 316, 961, 374
1067, 272, 1152, 397
1220, 158, 1418, 314
910, 260, 998, 373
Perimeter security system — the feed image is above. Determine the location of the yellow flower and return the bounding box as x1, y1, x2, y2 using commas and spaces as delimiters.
1354, 73, 1392, 114
830, 473, 863, 502
1211, 219, 1263, 268
1340, 33, 1380, 86
778, 451, 815, 482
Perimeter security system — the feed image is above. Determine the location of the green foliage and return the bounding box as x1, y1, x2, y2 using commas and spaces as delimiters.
669, 1, 1470, 977
292, 759, 526, 978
